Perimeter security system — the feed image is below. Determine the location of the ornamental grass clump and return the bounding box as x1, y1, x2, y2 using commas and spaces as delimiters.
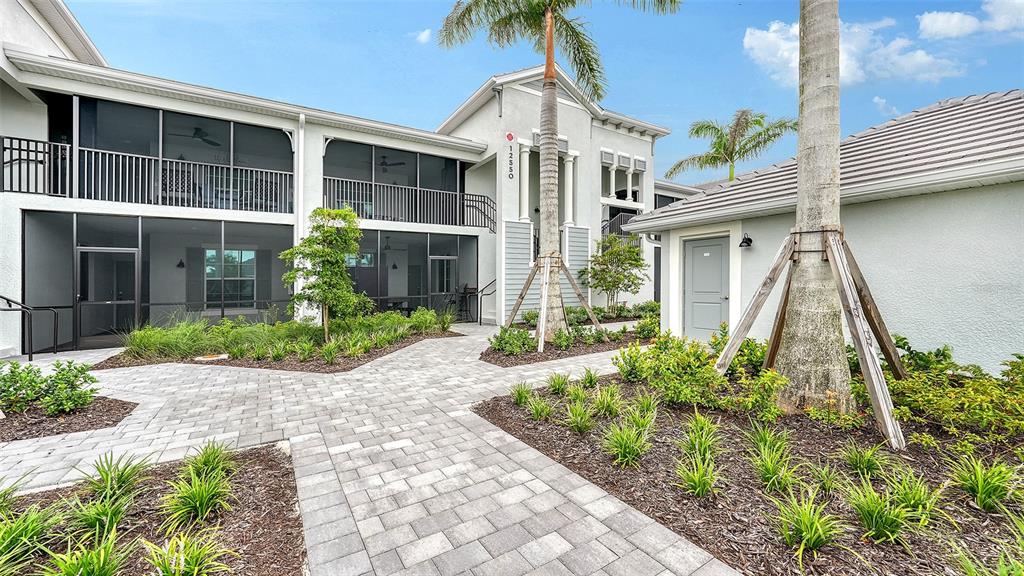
746, 422, 800, 493
142, 529, 236, 576
160, 469, 233, 534
775, 489, 845, 572
0, 505, 62, 572
38, 531, 131, 576
510, 382, 531, 406
809, 462, 843, 496
580, 368, 600, 389
622, 405, 656, 433
949, 454, 1016, 512
527, 396, 553, 421
885, 465, 945, 527
295, 341, 316, 362
67, 496, 130, 543
845, 477, 910, 545
841, 440, 887, 479
82, 453, 150, 503
547, 373, 570, 396
602, 423, 651, 468
564, 401, 594, 434
675, 411, 721, 497
566, 384, 588, 404
184, 442, 236, 480
320, 340, 341, 365
593, 385, 623, 418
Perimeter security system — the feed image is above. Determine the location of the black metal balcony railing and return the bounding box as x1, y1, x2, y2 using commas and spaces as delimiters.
323, 177, 496, 232
602, 212, 642, 248
3, 136, 294, 214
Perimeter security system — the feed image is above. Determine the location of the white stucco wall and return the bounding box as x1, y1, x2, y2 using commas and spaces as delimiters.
0, 0, 75, 60
661, 182, 1024, 374
0, 79, 47, 138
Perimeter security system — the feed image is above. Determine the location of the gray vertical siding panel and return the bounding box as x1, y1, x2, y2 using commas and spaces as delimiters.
503, 220, 541, 320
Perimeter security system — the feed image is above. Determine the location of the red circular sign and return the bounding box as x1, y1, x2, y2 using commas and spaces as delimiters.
505, 132, 515, 142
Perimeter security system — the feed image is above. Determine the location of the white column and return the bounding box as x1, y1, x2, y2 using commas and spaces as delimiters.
519, 146, 530, 221
563, 155, 575, 225
606, 164, 614, 198
625, 168, 635, 202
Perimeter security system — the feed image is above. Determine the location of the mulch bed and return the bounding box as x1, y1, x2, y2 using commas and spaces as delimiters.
91, 331, 461, 374
480, 333, 647, 368
512, 315, 640, 330
475, 375, 1016, 576
0, 397, 137, 443
15, 444, 304, 576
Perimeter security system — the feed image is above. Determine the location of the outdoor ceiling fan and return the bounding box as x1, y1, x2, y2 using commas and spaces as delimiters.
377, 155, 405, 173
167, 127, 221, 147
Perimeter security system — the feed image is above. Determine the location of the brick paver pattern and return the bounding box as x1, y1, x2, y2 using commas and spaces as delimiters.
1, 324, 738, 576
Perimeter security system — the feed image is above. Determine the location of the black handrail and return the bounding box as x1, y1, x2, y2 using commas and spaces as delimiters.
477, 278, 497, 325
1, 295, 59, 361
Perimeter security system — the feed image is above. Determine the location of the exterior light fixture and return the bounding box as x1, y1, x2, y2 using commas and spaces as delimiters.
739, 233, 753, 248
176, 259, 185, 268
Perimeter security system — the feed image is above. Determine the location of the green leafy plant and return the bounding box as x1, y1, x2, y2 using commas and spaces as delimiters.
566, 384, 588, 404
38, 530, 132, 576
630, 392, 660, 416
580, 368, 600, 389
593, 385, 623, 418
409, 307, 439, 333
488, 326, 537, 356
949, 454, 1016, 512
846, 477, 909, 545
343, 333, 372, 357
38, 361, 98, 416
885, 465, 944, 527
552, 329, 573, 351
547, 373, 570, 396
675, 411, 721, 497
676, 454, 718, 497
810, 462, 842, 495
775, 489, 845, 572
270, 341, 288, 361
602, 423, 651, 468
161, 469, 233, 534
732, 369, 786, 422
679, 411, 721, 464
0, 505, 61, 572
185, 442, 236, 481
613, 343, 647, 383
806, 406, 866, 431
0, 361, 44, 413
747, 423, 799, 493
527, 395, 553, 421
634, 315, 660, 340
227, 345, 246, 360
67, 496, 130, 542
522, 309, 539, 328
623, 405, 657, 433
0, 476, 24, 516
320, 339, 341, 364
908, 432, 939, 451
82, 452, 150, 503
578, 234, 649, 306
642, 337, 726, 408
510, 382, 531, 406
247, 345, 269, 362
142, 529, 235, 576
295, 340, 316, 362
439, 311, 455, 332
632, 300, 660, 318
564, 401, 594, 434
841, 440, 886, 479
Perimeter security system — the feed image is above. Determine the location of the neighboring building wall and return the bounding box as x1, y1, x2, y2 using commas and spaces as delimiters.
0, 79, 46, 139
729, 183, 1023, 374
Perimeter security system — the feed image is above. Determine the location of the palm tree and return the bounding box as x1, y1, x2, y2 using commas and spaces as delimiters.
440, 0, 680, 340
664, 109, 796, 181
774, 0, 854, 413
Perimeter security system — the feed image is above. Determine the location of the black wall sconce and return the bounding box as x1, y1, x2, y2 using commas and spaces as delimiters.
738, 233, 753, 248
176, 258, 185, 268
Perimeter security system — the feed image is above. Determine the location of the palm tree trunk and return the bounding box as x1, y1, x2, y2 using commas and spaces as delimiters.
539, 7, 565, 340
728, 163, 735, 181
775, 0, 854, 413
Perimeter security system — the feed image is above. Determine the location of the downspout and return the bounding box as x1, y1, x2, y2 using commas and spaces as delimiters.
295, 113, 306, 242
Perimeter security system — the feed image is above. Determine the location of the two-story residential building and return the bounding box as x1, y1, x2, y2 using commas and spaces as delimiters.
0, 0, 670, 357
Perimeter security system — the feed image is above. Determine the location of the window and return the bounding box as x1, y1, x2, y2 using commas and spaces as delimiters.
346, 253, 375, 267
205, 248, 255, 308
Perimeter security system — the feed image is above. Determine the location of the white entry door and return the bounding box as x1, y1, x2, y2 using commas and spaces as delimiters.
683, 237, 729, 340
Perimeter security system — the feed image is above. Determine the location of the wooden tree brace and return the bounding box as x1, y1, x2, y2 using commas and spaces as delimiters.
824, 231, 906, 450
762, 263, 794, 371
560, 261, 609, 342
842, 240, 909, 380
505, 262, 541, 328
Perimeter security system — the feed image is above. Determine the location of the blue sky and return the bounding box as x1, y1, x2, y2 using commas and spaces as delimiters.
67, 0, 1023, 184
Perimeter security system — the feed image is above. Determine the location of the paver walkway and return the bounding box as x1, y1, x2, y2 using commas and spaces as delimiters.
1, 325, 738, 576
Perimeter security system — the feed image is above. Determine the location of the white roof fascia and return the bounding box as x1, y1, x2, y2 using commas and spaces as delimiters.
623, 158, 1024, 233
6, 49, 488, 155
25, 0, 106, 66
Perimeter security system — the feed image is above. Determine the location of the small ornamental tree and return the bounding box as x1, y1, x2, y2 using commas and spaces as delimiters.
280, 207, 368, 341
579, 234, 649, 306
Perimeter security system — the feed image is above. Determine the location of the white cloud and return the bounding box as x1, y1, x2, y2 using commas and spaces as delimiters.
872, 96, 900, 117
413, 28, 432, 44
743, 17, 963, 88
917, 0, 1024, 39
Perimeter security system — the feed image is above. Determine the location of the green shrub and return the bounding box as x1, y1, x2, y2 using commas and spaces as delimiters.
634, 315, 659, 340
527, 396, 553, 421
38, 531, 131, 576
67, 496, 129, 542
409, 307, 439, 333
0, 362, 44, 413
641, 337, 726, 408
161, 469, 233, 534
949, 454, 1016, 512
632, 301, 660, 318
775, 490, 844, 571
547, 373, 569, 396
731, 369, 786, 422
142, 529, 235, 576
566, 384, 588, 404
439, 311, 455, 332
593, 385, 623, 418
806, 406, 866, 430
552, 329, 573, 351
295, 341, 316, 362
580, 368, 600, 389
613, 343, 646, 383
320, 340, 341, 364
840, 440, 886, 479
602, 423, 651, 468
846, 477, 909, 544
489, 326, 536, 356
564, 307, 589, 326
510, 382, 532, 406
82, 453, 150, 503
227, 345, 246, 360
810, 462, 842, 495
522, 309, 539, 328
1003, 354, 1024, 386
39, 361, 98, 416
564, 402, 594, 434
185, 442, 236, 481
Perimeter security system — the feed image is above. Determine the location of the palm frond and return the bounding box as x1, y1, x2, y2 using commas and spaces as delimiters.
612, 0, 683, 14
664, 151, 728, 179
726, 109, 757, 153
736, 117, 797, 161
688, 120, 726, 141
554, 13, 606, 101
487, 9, 545, 48
439, 0, 512, 48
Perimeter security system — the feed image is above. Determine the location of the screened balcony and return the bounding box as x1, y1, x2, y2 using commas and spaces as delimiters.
322, 140, 495, 232
1, 97, 294, 213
